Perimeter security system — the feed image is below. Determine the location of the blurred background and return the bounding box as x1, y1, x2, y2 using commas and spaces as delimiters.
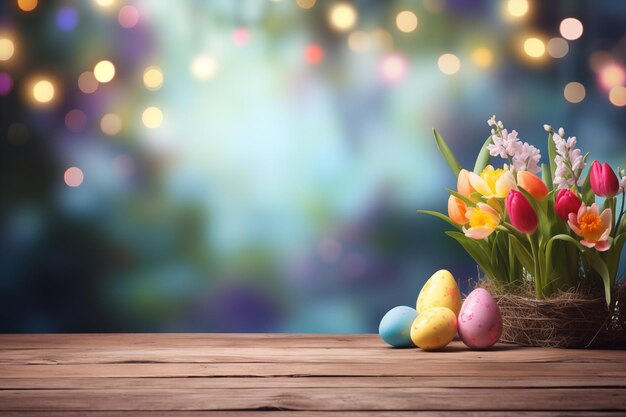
1, 0, 626, 333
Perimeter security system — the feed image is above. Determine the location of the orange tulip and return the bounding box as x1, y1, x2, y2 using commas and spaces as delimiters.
457, 169, 476, 198
517, 171, 549, 201
448, 195, 468, 225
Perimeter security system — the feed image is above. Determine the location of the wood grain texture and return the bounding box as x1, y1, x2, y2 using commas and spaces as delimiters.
0, 334, 624, 415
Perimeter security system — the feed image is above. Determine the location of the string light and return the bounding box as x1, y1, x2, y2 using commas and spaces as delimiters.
471, 47, 494, 68
78, 71, 99, 93
506, 0, 528, 18
142, 106, 163, 128
118, 5, 140, 28
438, 53, 461, 75
297, 0, 316, 9
328, 3, 357, 32
143, 66, 163, 90
94, 0, 116, 8
101, 113, 122, 135
523, 37, 545, 58
32, 79, 55, 104
64, 167, 84, 187
559, 18, 583, 41
609, 86, 626, 107
599, 63, 625, 90
93, 60, 115, 83
547, 38, 569, 59
17, 0, 38, 12
563, 82, 585, 103
0, 38, 15, 61
396, 11, 418, 33
190, 55, 218, 80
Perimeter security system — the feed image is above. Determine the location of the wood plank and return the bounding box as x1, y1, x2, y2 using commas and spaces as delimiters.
2, 345, 626, 365
0, 388, 624, 411
1, 361, 625, 378
2, 376, 624, 390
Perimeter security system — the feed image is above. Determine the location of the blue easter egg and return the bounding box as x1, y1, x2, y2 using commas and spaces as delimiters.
378, 306, 418, 347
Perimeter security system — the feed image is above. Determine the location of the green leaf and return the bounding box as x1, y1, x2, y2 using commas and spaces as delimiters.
542, 163, 553, 192
582, 171, 594, 205
417, 210, 462, 231
433, 129, 462, 176
583, 250, 612, 306
544, 234, 583, 293
508, 234, 534, 276
604, 233, 626, 284
548, 132, 557, 182
447, 189, 477, 208
473, 136, 493, 174
445, 231, 498, 281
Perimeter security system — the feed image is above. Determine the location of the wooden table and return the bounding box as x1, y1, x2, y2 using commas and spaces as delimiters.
0, 334, 624, 416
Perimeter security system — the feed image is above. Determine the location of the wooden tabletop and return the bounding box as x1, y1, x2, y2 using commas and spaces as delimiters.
0, 334, 624, 416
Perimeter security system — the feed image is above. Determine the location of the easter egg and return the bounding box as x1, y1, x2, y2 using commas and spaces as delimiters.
410, 306, 457, 350
379, 306, 418, 347
458, 288, 503, 350
416, 269, 462, 317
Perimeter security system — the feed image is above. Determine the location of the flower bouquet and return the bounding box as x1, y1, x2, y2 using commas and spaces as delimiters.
421, 116, 626, 348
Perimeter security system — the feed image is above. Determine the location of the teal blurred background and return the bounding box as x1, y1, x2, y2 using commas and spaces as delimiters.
1, 0, 626, 332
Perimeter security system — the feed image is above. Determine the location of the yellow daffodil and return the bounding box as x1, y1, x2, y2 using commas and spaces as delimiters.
463, 203, 501, 240
468, 165, 516, 199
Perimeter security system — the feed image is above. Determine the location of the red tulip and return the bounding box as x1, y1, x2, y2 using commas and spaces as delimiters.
505, 190, 538, 234
555, 189, 582, 221
589, 160, 619, 198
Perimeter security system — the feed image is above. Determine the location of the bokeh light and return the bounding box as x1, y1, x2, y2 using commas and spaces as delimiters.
371, 29, 393, 51
0, 72, 13, 95
64, 167, 84, 187
523, 37, 545, 58
190, 55, 218, 80
64, 109, 87, 133
94, 0, 116, 8
296, 0, 316, 9
0, 38, 15, 61
94, 60, 116, 83
599, 63, 626, 90
142, 106, 163, 128
380, 54, 407, 83
101, 113, 123, 135
560, 18, 584, 41
396, 11, 418, 33
506, 0, 528, 18
438, 53, 461, 75
547, 37, 569, 58
56, 7, 79, 32
232, 28, 250, 47
471, 47, 494, 68
31, 79, 55, 104
348, 31, 369, 53
590, 51, 612, 72
78, 71, 99, 93
328, 3, 357, 32
609, 86, 626, 107
143, 66, 164, 90
118, 5, 140, 29
17, 0, 37, 12
304, 43, 324, 65
563, 82, 585, 103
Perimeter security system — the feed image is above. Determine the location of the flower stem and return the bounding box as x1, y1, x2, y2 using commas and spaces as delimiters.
527, 233, 542, 299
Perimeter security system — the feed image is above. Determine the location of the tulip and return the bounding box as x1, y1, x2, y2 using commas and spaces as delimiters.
457, 169, 476, 198
463, 203, 500, 240
555, 189, 582, 221
589, 160, 619, 198
448, 195, 468, 225
505, 190, 538, 234
568, 203, 612, 251
469, 165, 517, 199
517, 171, 548, 201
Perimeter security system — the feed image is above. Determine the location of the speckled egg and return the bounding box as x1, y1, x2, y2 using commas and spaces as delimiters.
379, 306, 418, 348
410, 306, 457, 350
458, 288, 503, 350
416, 269, 462, 317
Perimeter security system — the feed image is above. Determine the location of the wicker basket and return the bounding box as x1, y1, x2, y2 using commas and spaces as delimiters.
483, 283, 626, 348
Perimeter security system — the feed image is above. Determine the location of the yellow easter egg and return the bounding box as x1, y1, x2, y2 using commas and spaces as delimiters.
416, 269, 462, 317
410, 306, 458, 350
